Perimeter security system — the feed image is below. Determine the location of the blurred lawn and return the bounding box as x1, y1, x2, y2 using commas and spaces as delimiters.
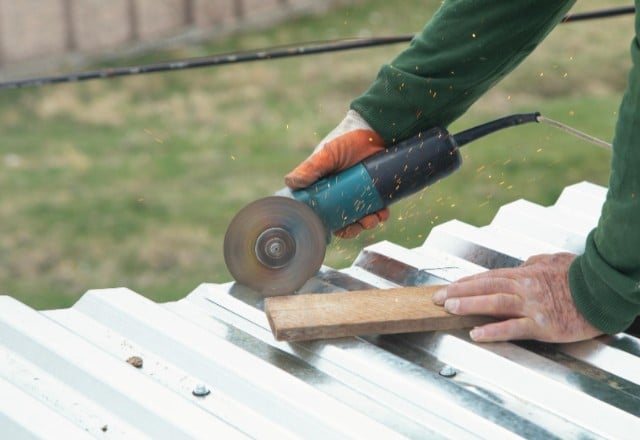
0, 0, 633, 309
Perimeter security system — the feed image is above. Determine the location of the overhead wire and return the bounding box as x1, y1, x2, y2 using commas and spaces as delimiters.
0, 5, 634, 90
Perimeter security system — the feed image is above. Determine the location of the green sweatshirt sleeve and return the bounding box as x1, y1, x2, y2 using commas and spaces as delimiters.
352, 0, 640, 334
568, 4, 640, 334
351, 0, 575, 144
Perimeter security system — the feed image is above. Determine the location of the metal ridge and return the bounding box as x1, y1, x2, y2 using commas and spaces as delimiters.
1, 181, 638, 439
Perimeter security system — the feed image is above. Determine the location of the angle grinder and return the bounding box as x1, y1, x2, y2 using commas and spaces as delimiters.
224, 113, 543, 295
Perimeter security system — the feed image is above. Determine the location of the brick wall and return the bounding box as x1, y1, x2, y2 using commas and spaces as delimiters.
0, 0, 354, 74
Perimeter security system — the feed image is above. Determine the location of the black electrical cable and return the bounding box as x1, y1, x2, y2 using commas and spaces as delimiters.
0, 5, 634, 90
452, 113, 541, 147
0, 36, 411, 90
451, 112, 612, 150
562, 5, 635, 23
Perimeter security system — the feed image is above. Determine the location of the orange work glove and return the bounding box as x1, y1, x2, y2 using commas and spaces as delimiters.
285, 110, 391, 239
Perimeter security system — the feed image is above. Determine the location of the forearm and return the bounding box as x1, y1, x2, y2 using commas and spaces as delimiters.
351, 0, 575, 143
569, 6, 640, 333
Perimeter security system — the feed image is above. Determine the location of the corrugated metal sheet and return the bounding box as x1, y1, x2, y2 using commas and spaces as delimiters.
2, 181, 639, 439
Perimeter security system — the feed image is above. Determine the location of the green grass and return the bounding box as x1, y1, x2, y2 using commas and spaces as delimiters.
0, 0, 634, 309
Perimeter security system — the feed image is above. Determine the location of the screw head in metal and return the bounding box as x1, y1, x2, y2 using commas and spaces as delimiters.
439, 365, 457, 378
192, 383, 211, 397
126, 356, 143, 369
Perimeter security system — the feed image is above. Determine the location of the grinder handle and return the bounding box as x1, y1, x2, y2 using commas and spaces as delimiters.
362, 127, 461, 202
291, 127, 462, 235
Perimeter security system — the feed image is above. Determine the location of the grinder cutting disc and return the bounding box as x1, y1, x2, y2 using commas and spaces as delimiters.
223, 196, 327, 296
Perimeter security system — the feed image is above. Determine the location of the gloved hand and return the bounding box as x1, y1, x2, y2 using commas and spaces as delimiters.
285, 110, 390, 238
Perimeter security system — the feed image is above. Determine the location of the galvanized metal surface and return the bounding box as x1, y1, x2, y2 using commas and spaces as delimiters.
1, 181, 639, 439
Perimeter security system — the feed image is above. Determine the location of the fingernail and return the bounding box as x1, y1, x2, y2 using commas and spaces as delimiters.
444, 298, 459, 313
284, 175, 303, 188
432, 288, 447, 305
469, 327, 482, 340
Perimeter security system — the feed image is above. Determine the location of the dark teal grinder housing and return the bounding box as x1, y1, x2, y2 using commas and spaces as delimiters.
290, 127, 462, 238
289, 112, 541, 238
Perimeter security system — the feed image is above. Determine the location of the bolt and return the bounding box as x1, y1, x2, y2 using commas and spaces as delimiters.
439, 365, 457, 378
192, 383, 211, 397
267, 240, 283, 256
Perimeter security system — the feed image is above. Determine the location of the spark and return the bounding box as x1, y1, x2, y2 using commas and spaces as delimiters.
3, 153, 22, 168
144, 128, 164, 144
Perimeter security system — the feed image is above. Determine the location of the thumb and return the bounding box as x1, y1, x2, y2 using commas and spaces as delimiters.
284, 147, 335, 189
285, 129, 385, 189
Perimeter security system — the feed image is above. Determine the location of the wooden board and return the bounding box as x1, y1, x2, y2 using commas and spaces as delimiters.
264, 285, 494, 342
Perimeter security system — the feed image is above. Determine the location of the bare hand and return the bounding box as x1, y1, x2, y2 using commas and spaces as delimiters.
432, 253, 602, 343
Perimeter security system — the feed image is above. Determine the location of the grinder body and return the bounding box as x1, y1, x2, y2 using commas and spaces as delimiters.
224, 127, 461, 295
224, 112, 541, 295
290, 127, 461, 236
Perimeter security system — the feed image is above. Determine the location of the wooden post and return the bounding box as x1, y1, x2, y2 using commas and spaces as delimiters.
0, 1, 4, 67
62, 0, 76, 51
127, 0, 139, 42
183, 0, 195, 25
234, 0, 244, 19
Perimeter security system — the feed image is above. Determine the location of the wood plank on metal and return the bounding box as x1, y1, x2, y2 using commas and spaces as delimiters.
265, 286, 493, 342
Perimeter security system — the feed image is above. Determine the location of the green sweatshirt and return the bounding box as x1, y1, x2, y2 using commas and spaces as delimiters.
351, 0, 640, 333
